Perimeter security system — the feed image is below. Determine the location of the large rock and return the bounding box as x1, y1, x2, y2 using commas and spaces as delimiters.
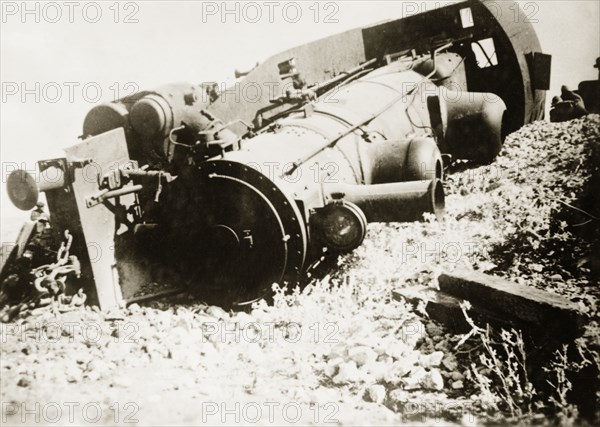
348, 345, 377, 367
402, 366, 427, 390
421, 368, 444, 391
418, 351, 444, 369
383, 359, 415, 384
333, 361, 361, 384
398, 319, 426, 348
365, 360, 392, 382
365, 384, 386, 404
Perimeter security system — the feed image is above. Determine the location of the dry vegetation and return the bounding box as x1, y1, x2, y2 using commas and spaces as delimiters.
1, 115, 599, 425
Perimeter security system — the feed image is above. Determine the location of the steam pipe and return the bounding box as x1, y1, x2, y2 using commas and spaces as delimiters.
323, 179, 445, 223
426, 42, 453, 79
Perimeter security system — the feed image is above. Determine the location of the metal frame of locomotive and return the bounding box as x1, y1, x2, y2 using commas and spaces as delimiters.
2, 0, 551, 309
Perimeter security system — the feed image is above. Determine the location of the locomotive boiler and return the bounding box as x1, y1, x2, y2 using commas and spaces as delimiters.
1, 0, 551, 309
158, 61, 452, 303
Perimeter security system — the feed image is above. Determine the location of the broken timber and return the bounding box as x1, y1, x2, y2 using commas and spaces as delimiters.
393, 269, 585, 338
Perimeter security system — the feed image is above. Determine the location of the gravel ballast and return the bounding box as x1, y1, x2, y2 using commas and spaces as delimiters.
1, 115, 599, 425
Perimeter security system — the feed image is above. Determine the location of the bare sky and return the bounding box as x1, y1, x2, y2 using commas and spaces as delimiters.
1, 0, 599, 240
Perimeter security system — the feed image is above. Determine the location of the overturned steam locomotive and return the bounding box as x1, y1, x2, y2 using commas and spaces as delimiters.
2, 0, 551, 308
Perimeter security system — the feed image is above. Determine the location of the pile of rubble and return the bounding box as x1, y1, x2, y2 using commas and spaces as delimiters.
1, 284, 475, 424
446, 114, 599, 307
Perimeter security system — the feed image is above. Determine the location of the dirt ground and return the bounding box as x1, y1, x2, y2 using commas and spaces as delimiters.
1, 115, 599, 426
